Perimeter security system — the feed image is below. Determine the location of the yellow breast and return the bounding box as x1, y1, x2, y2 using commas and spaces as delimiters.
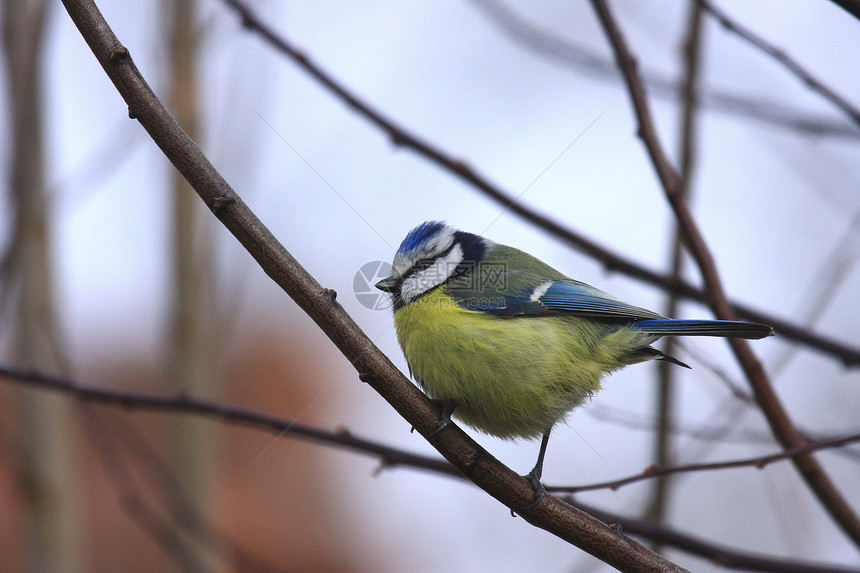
392, 288, 645, 439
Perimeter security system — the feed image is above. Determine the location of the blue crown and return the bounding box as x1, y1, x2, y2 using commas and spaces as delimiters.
397, 221, 448, 255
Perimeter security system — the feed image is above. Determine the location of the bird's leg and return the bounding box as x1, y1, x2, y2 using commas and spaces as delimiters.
427, 399, 457, 437
523, 428, 552, 509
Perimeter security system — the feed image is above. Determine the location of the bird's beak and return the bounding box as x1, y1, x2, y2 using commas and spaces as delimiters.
375, 276, 401, 292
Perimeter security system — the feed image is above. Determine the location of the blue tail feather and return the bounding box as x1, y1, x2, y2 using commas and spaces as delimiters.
631, 319, 773, 339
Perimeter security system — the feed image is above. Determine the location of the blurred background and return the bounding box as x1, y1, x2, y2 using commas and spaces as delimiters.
1, 1, 859, 571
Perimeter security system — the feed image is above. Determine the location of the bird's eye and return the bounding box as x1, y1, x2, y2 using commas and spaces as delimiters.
411, 258, 435, 272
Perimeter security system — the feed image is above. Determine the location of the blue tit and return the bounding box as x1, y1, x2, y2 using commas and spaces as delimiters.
375, 221, 772, 504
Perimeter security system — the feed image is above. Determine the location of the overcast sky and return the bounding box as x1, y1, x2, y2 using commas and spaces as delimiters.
13, 1, 860, 571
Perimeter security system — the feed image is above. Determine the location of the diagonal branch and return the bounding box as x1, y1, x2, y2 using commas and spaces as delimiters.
59, 1, 687, 570
467, 0, 860, 139
217, 0, 860, 368
573, 499, 860, 573
589, 0, 860, 548
696, 0, 860, 128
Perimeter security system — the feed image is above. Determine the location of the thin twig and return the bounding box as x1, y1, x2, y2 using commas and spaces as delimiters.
589, 0, 860, 547
553, 431, 860, 494
467, 0, 860, 139
0, 364, 457, 478
697, 0, 860, 128
216, 0, 860, 368
588, 404, 860, 462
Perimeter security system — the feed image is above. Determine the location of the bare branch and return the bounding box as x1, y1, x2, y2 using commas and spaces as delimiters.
697, 0, 860, 128
215, 0, 860, 368
6, 362, 857, 499
553, 431, 860, 494
589, 403, 860, 463
647, 0, 706, 533
467, 0, 860, 139
589, 0, 860, 547
3, 364, 857, 573
572, 499, 860, 573
0, 363, 457, 478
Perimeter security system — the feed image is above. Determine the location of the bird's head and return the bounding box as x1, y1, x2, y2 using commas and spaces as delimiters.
375, 221, 487, 308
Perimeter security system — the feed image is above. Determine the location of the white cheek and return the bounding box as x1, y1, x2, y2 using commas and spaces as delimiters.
400, 272, 439, 303
400, 244, 464, 304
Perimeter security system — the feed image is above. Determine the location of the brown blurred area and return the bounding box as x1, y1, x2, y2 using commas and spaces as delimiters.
0, 1, 381, 570
0, 326, 375, 573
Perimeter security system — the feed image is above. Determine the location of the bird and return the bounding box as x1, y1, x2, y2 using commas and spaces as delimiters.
375, 221, 773, 506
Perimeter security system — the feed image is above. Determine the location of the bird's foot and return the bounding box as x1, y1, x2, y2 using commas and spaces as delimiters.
426, 418, 449, 437
523, 469, 546, 510
426, 400, 456, 437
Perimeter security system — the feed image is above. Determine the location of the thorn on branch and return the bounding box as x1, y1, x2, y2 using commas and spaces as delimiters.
108, 44, 135, 121
334, 426, 351, 438
210, 194, 235, 213
322, 288, 337, 301
373, 458, 395, 477
358, 372, 374, 383
108, 44, 130, 64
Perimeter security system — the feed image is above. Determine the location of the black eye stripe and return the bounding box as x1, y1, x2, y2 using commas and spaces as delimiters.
401, 258, 435, 280
402, 242, 457, 278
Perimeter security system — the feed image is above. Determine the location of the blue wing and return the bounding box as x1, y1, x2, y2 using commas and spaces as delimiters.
447, 275, 773, 339
450, 279, 772, 339
536, 280, 665, 319
451, 278, 665, 320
